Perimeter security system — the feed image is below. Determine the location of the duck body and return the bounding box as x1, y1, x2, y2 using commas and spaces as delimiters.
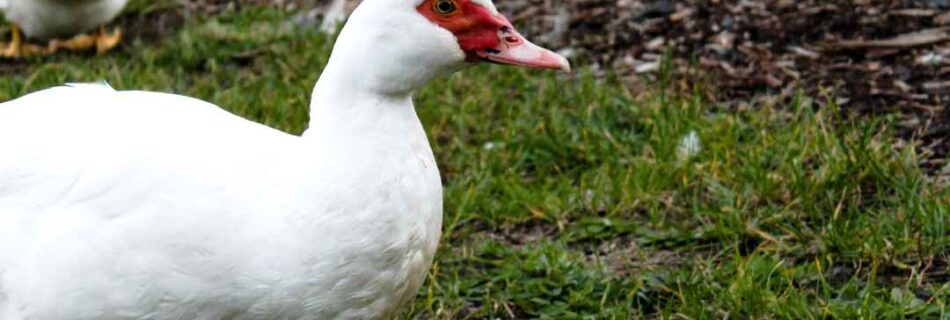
1, 0, 128, 39
0, 84, 443, 319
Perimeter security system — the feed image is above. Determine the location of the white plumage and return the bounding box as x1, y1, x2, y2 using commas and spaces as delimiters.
0, 83, 442, 319
0, 0, 128, 39
0, 0, 567, 318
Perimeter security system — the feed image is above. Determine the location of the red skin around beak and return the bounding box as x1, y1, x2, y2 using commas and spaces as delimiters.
417, 0, 571, 72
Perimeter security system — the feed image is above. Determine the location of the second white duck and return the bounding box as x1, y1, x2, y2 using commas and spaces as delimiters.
0, 0, 128, 57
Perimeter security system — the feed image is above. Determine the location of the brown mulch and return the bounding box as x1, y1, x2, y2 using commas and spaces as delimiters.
497, 0, 949, 173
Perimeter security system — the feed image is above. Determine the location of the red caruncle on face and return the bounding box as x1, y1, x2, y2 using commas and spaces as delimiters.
416, 0, 507, 61
415, 0, 571, 72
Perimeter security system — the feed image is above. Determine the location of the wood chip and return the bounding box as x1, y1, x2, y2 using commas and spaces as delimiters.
635, 61, 661, 74
669, 8, 695, 22
936, 12, 950, 25
893, 80, 912, 93
788, 46, 821, 59
645, 37, 666, 50
922, 81, 950, 92
892, 9, 936, 17
764, 73, 783, 87
867, 48, 902, 58
825, 27, 950, 50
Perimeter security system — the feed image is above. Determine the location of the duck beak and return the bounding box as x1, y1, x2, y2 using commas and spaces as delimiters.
476, 20, 571, 73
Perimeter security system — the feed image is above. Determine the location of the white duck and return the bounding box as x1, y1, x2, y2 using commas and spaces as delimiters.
0, 0, 568, 318
0, 0, 128, 57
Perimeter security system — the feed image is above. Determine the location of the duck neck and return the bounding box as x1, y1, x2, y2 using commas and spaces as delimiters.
299, 1, 462, 155
300, 6, 443, 148
300, 60, 439, 199
303, 72, 421, 145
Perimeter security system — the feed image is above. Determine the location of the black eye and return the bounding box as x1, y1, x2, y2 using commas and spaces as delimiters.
434, 0, 457, 15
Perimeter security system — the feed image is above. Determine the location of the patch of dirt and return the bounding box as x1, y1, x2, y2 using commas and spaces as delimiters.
499, 0, 950, 172
580, 235, 691, 278
466, 216, 710, 280
0, 59, 26, 76
470, 219, 562, 246
114, 7, 186, 45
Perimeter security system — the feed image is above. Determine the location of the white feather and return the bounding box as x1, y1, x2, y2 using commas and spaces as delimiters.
0, 0, 466, 318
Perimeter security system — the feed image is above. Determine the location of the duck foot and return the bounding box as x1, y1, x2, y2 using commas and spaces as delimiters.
48, 26, 122, 55
1, 24, 45, 58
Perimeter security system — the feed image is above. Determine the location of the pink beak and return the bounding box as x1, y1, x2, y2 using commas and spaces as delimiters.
476, 25, 571, 73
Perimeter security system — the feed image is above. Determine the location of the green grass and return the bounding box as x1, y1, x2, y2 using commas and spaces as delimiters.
2, 3, 948, 319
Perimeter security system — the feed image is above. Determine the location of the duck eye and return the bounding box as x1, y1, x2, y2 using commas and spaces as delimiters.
434, 0, 457, 15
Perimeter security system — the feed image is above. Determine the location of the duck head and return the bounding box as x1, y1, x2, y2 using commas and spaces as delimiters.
416, 0, 570, 72
321, 0, 570, 95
